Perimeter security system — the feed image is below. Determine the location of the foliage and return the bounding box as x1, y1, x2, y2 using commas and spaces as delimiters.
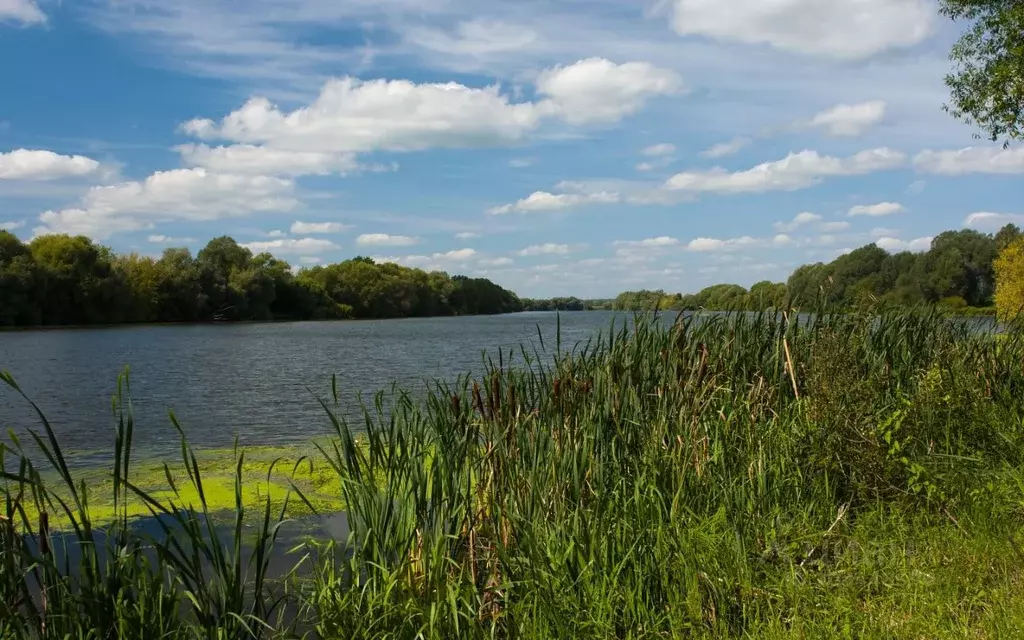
995, 237, 1024, 318
611, 224, 1018, 314
940, 0, 1024, 146
0, 233, 522, 326
3, 309, 1024, 637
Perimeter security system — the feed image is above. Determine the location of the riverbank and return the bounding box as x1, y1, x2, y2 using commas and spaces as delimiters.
3, 309, 1024, 638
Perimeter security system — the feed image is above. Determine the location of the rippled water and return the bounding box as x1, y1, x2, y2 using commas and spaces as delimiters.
0, 312, 630, 462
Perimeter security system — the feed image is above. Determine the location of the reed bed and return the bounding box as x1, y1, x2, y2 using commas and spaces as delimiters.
3, 308, 1024, 638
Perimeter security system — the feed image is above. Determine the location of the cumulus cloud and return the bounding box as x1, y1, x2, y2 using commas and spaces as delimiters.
913, 147, 1024, 174
875, 236, 933, 253
669, 0, 934, 59
179, 58, 680, 177
355, 233, 418, 247
455, 231, 481, 239
242, 237, 340, 255
177, 144, 359, 176
0, 149, 101, 181
148, 234, 197, 244
290, 221, 351, 234
488, 190, 619, 214
819, 221, 851, 232
1, 220, 25, 231
802, 100, 886, 137
517, 243, 572, 256
773, 212, 821, 232
479, 257, 514, 267
0, 0, 45, 25
534, 58, 683, 125
848, 202, 905, 217
963, 212, 1024, 230
700, 137, 751, 158
685, 236, 761, 252
641, 143, 676, 157
34, 168, 297, 239
613, 236, 681, 248
665, 148, 905, 194
374, 248, 478, 270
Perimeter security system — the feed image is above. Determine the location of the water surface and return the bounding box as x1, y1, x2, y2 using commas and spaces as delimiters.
0, 312, 628, 462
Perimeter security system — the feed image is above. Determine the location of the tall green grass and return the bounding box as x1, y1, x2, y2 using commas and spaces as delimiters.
3, 308, 1024, 638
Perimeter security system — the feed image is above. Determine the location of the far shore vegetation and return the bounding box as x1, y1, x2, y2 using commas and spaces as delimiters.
4, 223, 1024, 328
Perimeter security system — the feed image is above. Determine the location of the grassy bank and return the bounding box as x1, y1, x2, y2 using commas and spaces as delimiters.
2, 309, 1024, 638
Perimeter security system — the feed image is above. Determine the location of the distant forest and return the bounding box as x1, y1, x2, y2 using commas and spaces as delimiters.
612, 224, 1024, 316
0, 232, 522, 326
4, 223, 1024, 327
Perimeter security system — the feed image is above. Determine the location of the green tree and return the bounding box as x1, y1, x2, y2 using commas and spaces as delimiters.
941, 0, 1024, 146
995, 223, 1022, 251
0, 231, 40, 325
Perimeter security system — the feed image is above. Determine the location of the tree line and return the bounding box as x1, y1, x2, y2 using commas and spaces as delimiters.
613, 224, 1024, 317
0, 232, 523, 326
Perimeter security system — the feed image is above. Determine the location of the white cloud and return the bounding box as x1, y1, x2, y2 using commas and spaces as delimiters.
479, 256, 513, 267
34, 169, 297, 240
267, 230, 287, 238
0, 0, 45, 26
148, 234, 197, 244
666, 148, 905, 194
180, 58, 680, 170
1, 220, 25, 231
355, 233, 419, 247
374, 248, 479, 270
488, 190, 619, 214
875, 236, 933, 253
803, 100, 886, 137
290, 221, 351, 234
613, 236, 680, 248
0, 149, 100, 181
508, 158, 535, 168
869, 227, 899, 238
773, 211, 821, 232
436, 248, 477, 260
177, 143, 358, 176
455, 231, 481, 240
635, 157, 674, 172
242, 237, 340, 254
700, 137, 751, 158
913, 147, 1024, 175
685, 236, 760, 252
963, 212, 1024, 230
819, 221, 851, 232
848, 202, 905, 217
772, 234, 795, 246
534, 58, 683, 125
642, 143, 676, 157
517, 243, 572, 256
669, 0, 935, 59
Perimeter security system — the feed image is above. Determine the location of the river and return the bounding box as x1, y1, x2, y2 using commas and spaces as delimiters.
0, 312, 633, 463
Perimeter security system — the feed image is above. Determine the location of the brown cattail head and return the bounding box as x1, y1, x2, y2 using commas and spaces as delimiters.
552, 378, 561, 401
489, 375, 500, 418
39, 512, 50, 557
473, 381, 486, 418
451, 394, 461, 415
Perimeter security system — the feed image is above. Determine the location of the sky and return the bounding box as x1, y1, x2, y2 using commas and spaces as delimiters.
1, 0, 1022, 298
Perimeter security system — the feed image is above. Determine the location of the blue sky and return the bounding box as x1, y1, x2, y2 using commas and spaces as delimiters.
1, 0, 1022, 298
